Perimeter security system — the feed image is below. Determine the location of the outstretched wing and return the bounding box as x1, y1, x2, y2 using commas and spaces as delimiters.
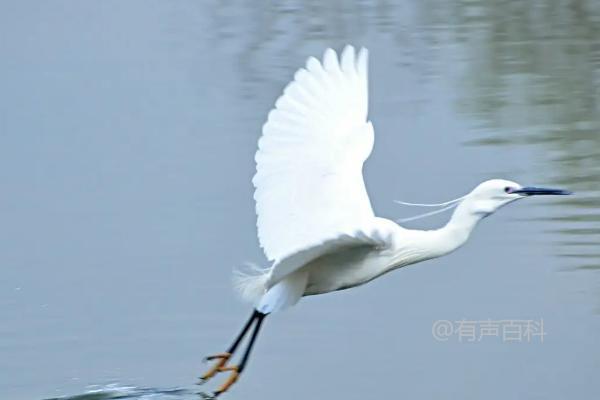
253, 46, 383, 284
254, 46, 375, 261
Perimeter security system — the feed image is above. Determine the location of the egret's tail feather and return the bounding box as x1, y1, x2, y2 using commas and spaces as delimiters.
256, 270, 308, 314
233, 263, 269, 304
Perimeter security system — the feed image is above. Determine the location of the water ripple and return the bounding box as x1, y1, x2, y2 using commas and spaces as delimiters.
44, 384, 194, 400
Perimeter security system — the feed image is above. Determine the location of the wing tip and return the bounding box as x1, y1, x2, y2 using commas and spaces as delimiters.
304, 45, 369, 78
322, 47, 340, 71
357, 46, 369, 78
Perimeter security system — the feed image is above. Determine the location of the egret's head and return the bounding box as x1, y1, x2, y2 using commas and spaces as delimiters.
466, 179, 572, 217
395, 179, 572, 224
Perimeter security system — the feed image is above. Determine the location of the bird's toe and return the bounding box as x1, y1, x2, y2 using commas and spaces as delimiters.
196, 377, 208, 386
203, 352, 231, 363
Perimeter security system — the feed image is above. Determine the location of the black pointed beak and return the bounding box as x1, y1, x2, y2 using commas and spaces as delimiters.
511, 186, 573, 196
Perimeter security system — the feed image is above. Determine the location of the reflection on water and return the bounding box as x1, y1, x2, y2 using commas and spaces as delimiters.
441, 1, 600, 269
205, 0, 438, 98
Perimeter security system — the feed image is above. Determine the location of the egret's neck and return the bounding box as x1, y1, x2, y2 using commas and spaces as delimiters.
387, 197, 487, 271
433, 197, 486, 256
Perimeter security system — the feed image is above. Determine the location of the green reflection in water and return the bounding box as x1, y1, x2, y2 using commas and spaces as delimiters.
436, 0, 600, 270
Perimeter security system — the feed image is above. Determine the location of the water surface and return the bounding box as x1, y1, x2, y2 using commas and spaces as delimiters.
1, 1, 599, 399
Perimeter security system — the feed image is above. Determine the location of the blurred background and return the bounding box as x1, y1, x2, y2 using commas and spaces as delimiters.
1, 1, 599, 399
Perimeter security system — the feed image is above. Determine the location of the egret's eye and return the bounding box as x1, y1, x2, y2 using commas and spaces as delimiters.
504, 186, 513, 194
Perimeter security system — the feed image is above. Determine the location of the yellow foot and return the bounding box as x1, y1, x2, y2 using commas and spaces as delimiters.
198, 352, 231, 384
213, 365, 240, 396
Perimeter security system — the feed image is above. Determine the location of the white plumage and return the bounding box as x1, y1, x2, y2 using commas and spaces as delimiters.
238, 46, 569, 314
250, 46, 388, 312
201, 46, 570, 396
253, 46, 374, 263
244, 46, 390, 311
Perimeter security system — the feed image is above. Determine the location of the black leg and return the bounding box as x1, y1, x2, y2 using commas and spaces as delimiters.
199, 310, 259, 383
226, 310, 260, 354
211, 311, 268, 397
238, 312, 266, 372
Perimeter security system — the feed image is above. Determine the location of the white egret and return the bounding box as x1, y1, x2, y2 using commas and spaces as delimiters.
198, 45, 571, 397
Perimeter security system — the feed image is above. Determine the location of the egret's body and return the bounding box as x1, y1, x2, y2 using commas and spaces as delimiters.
304, 220, 459, 296
275, 217, 455, 297
199, 46, 570, 398
255, 180, 514, 308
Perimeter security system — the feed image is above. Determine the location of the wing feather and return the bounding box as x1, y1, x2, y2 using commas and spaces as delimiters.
266, 224, 393, 288
253, 45, 383, 285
